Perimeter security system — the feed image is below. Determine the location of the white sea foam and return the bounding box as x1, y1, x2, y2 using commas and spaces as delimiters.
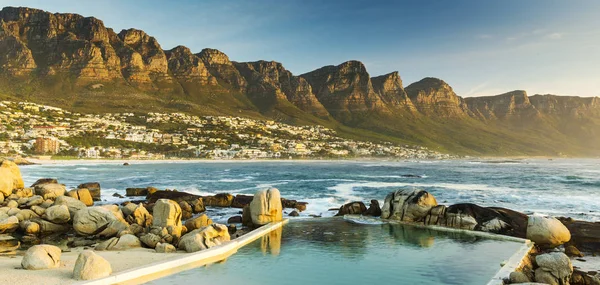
218, 177, 253, 183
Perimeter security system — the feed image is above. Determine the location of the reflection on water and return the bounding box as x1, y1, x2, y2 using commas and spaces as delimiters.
153, 218, 523, 285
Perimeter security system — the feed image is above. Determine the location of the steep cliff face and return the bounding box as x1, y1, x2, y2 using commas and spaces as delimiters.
465, 90, 539, 120
405, 78, 470, 118
0, 7, 122, 80
530, 95, 600, 118
165, 45, 215, 85
116, 28, 171, 84
197, 48, 246, 92
300, 60, 387, 123
233, 60, 329, 117
371, 72, 417, 113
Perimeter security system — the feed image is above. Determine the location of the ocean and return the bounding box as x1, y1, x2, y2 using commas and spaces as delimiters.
18, 158, 600, 222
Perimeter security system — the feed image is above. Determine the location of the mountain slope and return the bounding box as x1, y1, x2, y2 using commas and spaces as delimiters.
0, 6, 599, 156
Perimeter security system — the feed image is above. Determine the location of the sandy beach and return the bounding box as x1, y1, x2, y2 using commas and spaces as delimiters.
0, 247, 186, 284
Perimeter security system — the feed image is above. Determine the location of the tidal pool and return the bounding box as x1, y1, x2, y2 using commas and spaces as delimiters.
152, 218, 523, 285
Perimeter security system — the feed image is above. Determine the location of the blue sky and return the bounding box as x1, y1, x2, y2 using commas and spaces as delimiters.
2, 0, 599, 97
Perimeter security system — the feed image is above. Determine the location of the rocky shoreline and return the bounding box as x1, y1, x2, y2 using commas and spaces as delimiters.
1, 159, 600, 284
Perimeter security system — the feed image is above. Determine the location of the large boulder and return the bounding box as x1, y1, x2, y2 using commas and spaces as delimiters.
125, 204, 153, 227
54, 196, 88, 218
381, 189, 437, 222
125, 187, 157, 197
364, 200, 382, 217
231, 194, 253, 208
526, 215, 571, 247
177, 224, 230, 252
0, 216, 19, 233
140, 233, 162, 248
44, 205, 71, 224
335, 201, 367, 216
155, 242, 177, 253
66, 188, 94, 206
185, 214, 213, 231
31, 218, 70, 234
436, 204, 529, 237
34, 183, 66, 200
21, 244, 61, 270
30, 178, 57, 188
534, 252, 573, 285
73, 207, 122, 236
78, 182, 101, 201
152, 199, 182, 229
557, 217, 600, 252
72, 250, 112, 280
246, 188, 282, 226
0, 160, 24, 197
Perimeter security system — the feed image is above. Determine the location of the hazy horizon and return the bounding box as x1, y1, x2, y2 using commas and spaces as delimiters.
1, 0, 599, 98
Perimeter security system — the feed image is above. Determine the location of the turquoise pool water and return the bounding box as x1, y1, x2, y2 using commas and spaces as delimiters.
152, 218, 523, 285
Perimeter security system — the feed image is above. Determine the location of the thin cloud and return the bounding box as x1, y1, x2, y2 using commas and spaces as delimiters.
545, 32, 563, 40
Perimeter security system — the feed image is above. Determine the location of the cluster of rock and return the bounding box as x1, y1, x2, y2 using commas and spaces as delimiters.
0, 160, 288, 281
337, 188, 599, 285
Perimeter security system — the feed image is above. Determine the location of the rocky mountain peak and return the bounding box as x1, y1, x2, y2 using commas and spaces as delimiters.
405, 77, 469, 117
198, 48, 232, 66
465, 90, 537, 120
165, 45, 215, 85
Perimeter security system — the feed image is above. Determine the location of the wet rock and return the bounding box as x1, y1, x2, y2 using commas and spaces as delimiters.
125, 187, 158, 197
364, 200, 382, 217
203, 193, 234, 207
44, 205, 71, 224
155, 242, 176, 253
381, 189, 437, 222
247, 188, 282, 226
231, 194, 253, 208
440, 204, 529, 237
527, 215, 571, 248
335, 202, 367, 216
557, 218, 600, 252
34, 183, 66, 200
147, 190, 199, 204
21, 244, 61, 270
565, 245, 584, 257
112, 193, 125, 199
289, 210, 300, 217
66, 188, 94, 206
73, 250, 112, 280
185, 214, 212, 231
177, 224, 230, 252
535, 252, 573, 285
227, 215, 243, 224
78, 182, 101, 201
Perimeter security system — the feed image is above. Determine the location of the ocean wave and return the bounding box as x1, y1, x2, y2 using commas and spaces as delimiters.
218, 177, 254, 183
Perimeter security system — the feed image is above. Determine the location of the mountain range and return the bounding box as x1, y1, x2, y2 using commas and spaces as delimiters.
0, 6, 599, 156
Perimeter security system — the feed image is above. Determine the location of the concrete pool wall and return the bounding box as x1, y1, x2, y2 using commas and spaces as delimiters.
78, 219, 289, 285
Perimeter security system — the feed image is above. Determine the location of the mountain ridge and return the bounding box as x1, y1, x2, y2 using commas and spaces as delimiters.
1, 6, 599, 156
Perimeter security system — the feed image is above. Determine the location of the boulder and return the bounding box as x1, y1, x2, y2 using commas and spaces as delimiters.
177, 224, 230, 252
31, 178, 58, 188
125, 204, 153, 227
31, 218, 70, 234
125, 187, 157, 197
557, 218, 600, 252
147, 190, 200, 204
0, 216, 19, 233
179, 201, 193, 220
73, 207, 122, 236
534, 252, 573, 285
152, 199, 182, 230
185, 214, 213, 231
6, 199, 18, 208
26, 195, 44, 207
189, 198, 205, 213
381, 189, 437, 222
0, 160, 24, 197
248, 188, 282, 226
0, 234, 20, 254
66, 188, 94, 206
78, 182, 101, 201
15, 209, 39, 221
44, 205, 71, 224
227, 215, 243, 223
72, 250, 112, 280
13, 188, 33, 198
526, 215, 571, 247
231, 194, 253, 208
54, 196, 87, 218
140, 233, 162, 248
281, 199, 308, 212
289, 210, 299, 217
34, 183, 66, 200
95, 234, 141, 251
203, 193, 234, 207
97, 220, 130, 239
100, 205, 125, 220
155, 242, 176, 253
20, 220, 40, 235
335, 201, 367, 216
565, 245, 584, 257
30, 205, 46, 216
21, 244, 61, 270
40, 199, 54, 208
509, 271, 531, 283
438, 204, 529, 237
364, 200, 382, 217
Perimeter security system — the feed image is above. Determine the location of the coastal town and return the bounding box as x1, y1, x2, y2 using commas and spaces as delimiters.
0, 101, 453, 160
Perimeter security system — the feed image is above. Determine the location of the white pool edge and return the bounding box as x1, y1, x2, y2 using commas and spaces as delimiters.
78, 219, 289, 285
